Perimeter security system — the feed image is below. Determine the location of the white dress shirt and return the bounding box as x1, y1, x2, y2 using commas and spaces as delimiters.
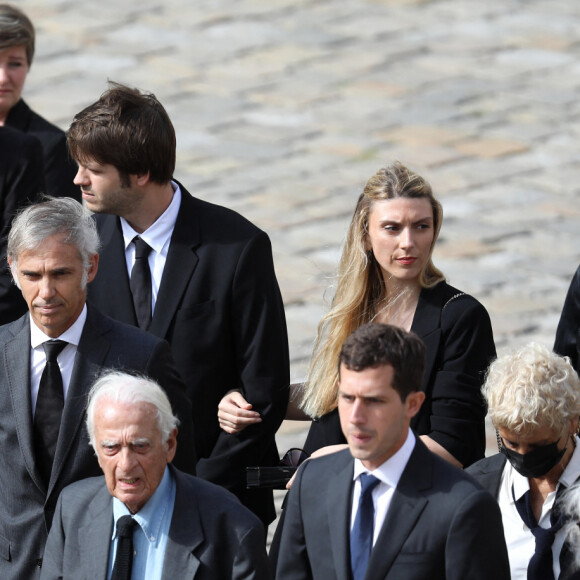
350, 430, 416, 546
498, 436, 580, 579
121, 182, 181, 313
29, 305, 87, 416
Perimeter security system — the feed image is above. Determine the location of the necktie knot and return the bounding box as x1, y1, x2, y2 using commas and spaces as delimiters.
117, 515, 138, 538
133, 236, 152, 260
42, 339, 67, 362
359, 473, 380, 496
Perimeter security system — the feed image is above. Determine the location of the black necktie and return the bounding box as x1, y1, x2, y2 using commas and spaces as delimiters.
111, 516, 138, 580
130, 236, 153, 330
34, 339, 67, 485
514, 485, 567, 580
350, 473, 380, 580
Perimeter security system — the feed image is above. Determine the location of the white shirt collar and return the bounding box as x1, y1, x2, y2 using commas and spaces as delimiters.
120, 181, 181, 253
29, 304, 87, 348
352, 429, 416, 488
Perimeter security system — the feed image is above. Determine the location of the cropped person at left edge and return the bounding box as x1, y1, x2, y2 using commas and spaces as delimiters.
0, 197, 194, 580
0, 4, 80, 201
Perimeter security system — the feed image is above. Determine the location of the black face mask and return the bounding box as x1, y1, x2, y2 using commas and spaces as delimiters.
500, 438, 566, 479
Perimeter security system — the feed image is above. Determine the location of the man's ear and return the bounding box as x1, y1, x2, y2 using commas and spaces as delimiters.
134, 172, 151, 187
7, 258, 19, 288
405, 391, 425, 419
86, 253, 99, 284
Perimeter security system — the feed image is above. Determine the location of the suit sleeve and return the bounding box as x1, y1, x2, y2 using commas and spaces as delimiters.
232, 524, 271, 580
445, 489, 510, 580
41, 131, 81, 202
554, 265, 580, 373
195, 232, 290, 490
427, 296, 495, 467
146, 339, 197, 475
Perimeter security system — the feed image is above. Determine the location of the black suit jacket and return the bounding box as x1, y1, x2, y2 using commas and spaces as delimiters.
555, 263, 580, 373
0, 306, 195, 580
0, 126, 46, 325
88, 185, 290, 524
304, 282, 495, 467
276, 439, 510, 580
5, 99, 80, 202
41, 465, 270, 580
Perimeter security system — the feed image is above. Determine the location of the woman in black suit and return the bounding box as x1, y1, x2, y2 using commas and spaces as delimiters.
466, 343, 580, 580
0, 4, 80, 201
219, 161, 495, 469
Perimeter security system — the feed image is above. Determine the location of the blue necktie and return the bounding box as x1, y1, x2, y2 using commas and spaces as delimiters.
350, 473, 380, 580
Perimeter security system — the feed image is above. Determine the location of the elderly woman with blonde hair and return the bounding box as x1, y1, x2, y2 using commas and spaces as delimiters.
467, 342, 580, 580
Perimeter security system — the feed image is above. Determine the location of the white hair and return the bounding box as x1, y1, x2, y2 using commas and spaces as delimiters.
86, 371, 179, 449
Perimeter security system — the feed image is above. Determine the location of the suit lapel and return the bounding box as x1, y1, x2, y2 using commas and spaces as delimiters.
3, 317, 45, 491
50, 309, 111, 491
365, 440, 432, 579
92, 215, 137, 326
150, 189, 200, 338
162, 466, 202, 577
410, 286, 446, 393
327, 454, 355, 580
79, 485, 114, 580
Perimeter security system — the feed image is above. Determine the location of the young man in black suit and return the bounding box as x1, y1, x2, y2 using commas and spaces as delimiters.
275, 323, 510, 580
67, 83, 290, 525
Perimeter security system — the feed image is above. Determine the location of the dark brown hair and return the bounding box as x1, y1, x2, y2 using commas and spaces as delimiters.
67, 82, 176, 186
339, 323, 426, 401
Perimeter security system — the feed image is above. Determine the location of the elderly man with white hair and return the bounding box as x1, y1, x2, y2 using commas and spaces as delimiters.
40, 371, 270, 580
467, 342, 580, 580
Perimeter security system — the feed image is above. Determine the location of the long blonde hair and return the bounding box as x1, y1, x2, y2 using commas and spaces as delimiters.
300, 161, 445, 418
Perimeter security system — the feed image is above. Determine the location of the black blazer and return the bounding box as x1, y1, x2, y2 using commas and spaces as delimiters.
0, 126, 46, 325
5, 99, 80, 202
304, 281, 495, 467
0, 306, 195, 580
467, 453, 580, 580
276, 440, 510, 580
87, 185, 290, 524
555, 264, 580, 373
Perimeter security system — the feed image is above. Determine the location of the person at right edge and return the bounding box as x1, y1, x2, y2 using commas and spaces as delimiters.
554, 264, 580, 373
467, 342, 580, 580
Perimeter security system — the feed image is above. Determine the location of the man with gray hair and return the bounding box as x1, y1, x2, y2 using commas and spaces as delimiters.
0, 197, 195, 580
41, 371, 269, 580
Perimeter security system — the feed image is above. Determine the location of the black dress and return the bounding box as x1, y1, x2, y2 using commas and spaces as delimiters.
304, 281, 496, 468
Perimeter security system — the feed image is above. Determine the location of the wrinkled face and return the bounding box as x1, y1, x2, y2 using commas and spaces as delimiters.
9, 234, 98, 338
0, 45, 29, 122
366, 198, 435, 287
94, 399, 177, 514
338, 363, 424, 470
74, 160, 140, 217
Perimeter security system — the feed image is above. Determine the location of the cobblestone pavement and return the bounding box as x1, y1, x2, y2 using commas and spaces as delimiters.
18, 0, 580, 538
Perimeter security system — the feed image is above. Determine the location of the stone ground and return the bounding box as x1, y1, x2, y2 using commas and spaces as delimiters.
18, 0, 580, 540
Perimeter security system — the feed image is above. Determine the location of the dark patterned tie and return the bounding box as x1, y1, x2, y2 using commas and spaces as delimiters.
350, 473, 380, 580
111, 516, 138, 580
514, 486, 567, 580
130, 236, 153, 329
34, 339, 67, 485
